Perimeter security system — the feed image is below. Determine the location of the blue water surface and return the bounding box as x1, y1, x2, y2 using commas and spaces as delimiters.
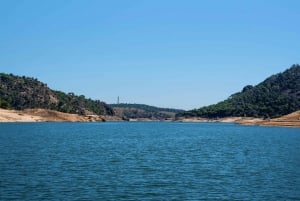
0, 122, 299, 200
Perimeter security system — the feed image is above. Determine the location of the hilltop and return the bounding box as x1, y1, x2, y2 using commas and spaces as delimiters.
110, 103, 184, 120
179, 64, 300, 118
0, 73, 114, 116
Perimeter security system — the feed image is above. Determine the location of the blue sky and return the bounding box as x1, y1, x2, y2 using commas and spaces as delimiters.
1, 0, 299, 109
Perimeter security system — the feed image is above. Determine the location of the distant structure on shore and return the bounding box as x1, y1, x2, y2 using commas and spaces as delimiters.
117, 96, 120, 104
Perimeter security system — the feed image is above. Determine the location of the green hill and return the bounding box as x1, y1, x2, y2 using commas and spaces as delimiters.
179, 64, 300, 118
0, 73, 114, 115
110, 103, 184, 120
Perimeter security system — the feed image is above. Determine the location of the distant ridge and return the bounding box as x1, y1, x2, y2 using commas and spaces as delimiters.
0, 73, 114, 115
179, 64, 300, 118
110, 103, 185, 120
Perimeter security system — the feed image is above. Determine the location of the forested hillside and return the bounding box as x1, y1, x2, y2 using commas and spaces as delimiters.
180, 64, 300, 118
0, 73, 114, 115
111, 103, 184, 120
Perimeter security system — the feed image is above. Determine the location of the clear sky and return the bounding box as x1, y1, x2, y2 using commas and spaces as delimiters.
0, 0, 299, 109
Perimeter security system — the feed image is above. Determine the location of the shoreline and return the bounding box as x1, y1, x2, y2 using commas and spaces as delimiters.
1, 108, 299, 128
175, 113, 300, 128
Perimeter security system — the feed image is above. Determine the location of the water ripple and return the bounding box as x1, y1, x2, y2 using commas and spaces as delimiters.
0, 122, 299, 200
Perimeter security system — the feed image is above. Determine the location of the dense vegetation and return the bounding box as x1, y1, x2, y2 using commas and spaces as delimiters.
179, 64, 300, 118
110, 103, 184, 120
0, 73, 114, 115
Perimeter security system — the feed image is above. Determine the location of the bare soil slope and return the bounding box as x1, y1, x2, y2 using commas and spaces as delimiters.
237, 110, 300, 127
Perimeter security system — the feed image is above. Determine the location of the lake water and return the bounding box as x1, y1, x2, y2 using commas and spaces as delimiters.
0, 122, 299, 200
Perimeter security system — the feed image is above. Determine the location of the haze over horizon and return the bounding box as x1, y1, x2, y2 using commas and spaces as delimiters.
1, 0, 299, 110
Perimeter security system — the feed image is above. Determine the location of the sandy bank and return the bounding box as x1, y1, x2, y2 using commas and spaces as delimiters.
236, 111, 300, 128
0, 108, 109, 122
